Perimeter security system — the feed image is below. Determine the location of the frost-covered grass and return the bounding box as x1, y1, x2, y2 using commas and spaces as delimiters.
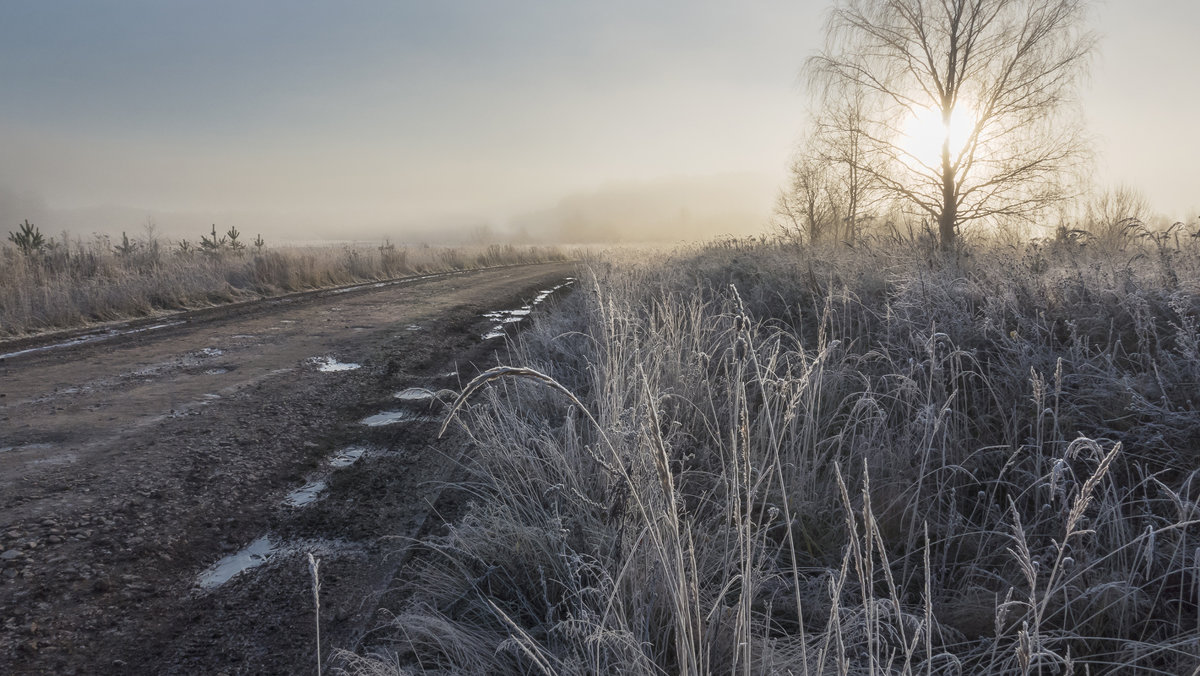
344, 234, 1200, 674
0, 240, 567, 336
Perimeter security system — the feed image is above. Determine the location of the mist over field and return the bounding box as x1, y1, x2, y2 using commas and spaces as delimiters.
0, 173, 776, 245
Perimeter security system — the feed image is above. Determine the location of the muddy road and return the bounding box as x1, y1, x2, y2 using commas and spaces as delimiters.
0, 262, 576, 674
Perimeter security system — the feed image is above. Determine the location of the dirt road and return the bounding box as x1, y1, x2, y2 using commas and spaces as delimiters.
0, 261, 576, 674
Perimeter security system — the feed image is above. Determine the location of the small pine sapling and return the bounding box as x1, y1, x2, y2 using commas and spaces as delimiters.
226, 225, 245, 252
7, 219, 46, 256
114, 231, 138, 257
200, 224, 227, 254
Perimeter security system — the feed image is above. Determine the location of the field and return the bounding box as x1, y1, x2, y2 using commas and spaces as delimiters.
342, 232, 1200, 674
0, 230, 567, 336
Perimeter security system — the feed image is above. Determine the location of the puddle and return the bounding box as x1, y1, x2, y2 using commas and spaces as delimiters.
31, 452, 78, 467
282, 446, 369, 508
329, 446, 368, 468
310, 356, 361, 372
196, 536, 280, 589
321, 271, 456, 299
394, 388, 437, 402
199, 347, 224, 357
0, 321, 186, 361
480, 278, 574, 340
406, 324, 422, 331
0, 321, 187, 361
204, 368, 228, 375
195, 536, 359, 590
283, 479, 328, 507
0, 442, 54, 454
137, 321, 186, 332
279, 320, 296, 324
202, 393, 222, 400
360, 410, 426, 426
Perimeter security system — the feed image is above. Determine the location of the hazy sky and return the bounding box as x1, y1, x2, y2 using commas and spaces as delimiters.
0, 1, 1196, 241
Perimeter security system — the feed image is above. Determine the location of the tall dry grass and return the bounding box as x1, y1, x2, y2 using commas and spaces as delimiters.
0, 236, 567, 336
341, 232, 1200, 675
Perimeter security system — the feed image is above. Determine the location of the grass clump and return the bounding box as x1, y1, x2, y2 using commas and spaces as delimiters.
343, 233, 1200, 675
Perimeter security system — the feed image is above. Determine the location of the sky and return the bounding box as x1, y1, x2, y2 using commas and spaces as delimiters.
0, 1, 1196, 243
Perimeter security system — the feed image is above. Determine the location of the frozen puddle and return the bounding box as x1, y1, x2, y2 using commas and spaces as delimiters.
0, 442, 54, 454
284, 479, 328, 507
0, 321, 186, 361
310, 356, 361, 372
481, 278, 575, 340
394, 387, 437, 402
31, 452, 78, 467
197, 536, 279, 589
361, 410, 427, 426
330, 445, 368, 468
195, 536, 353, 590
282, 446, 370, 508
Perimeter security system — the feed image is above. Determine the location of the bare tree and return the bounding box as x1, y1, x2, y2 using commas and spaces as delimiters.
809, 0, 1097, 250
1086, 184, 1150, 247
780, 93, 879, 246
810, 89, 884, 244
776, 151, 836, 244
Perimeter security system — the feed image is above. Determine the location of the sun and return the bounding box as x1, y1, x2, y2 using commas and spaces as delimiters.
899, 104, 976, 170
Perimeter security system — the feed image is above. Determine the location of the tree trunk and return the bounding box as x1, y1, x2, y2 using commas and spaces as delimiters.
938, 183, 956, 251
938, 113, 957, 251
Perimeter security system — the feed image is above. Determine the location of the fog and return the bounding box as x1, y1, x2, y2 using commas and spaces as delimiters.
0, 172, 778, 246
1, 2, 1197, 246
